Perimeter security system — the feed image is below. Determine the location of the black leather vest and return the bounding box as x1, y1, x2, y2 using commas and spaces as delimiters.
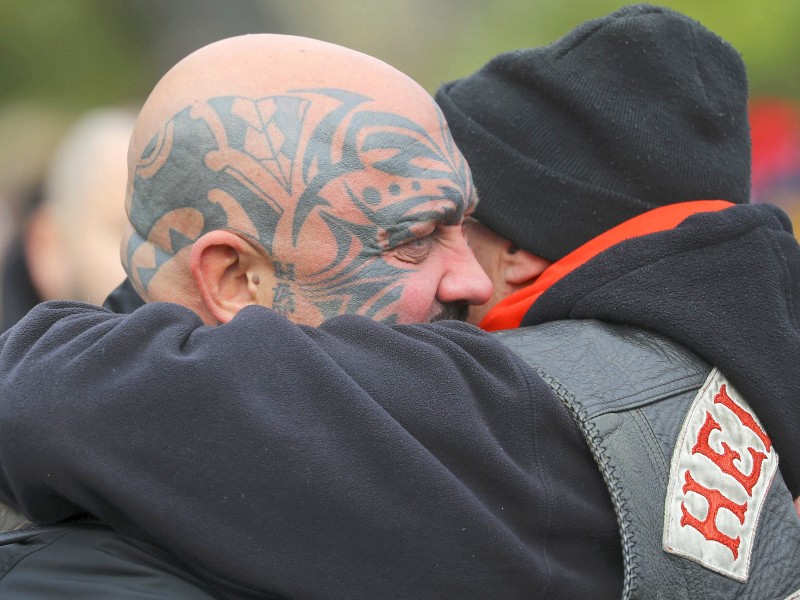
498, 319, 800, 600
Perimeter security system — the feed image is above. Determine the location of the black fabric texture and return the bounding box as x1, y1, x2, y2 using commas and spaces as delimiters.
0, 236, 42, 336
102, 279, 144, 314
0, 302, 621, 599
0, 207, 797, 597
435, 4, 751, 261
0, 525, 218, 598
524, 203, 800, 495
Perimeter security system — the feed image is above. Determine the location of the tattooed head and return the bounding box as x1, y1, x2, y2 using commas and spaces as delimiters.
123, 34, 491, 325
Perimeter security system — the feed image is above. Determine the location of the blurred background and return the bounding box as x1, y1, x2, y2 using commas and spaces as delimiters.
2, 0, 799, 323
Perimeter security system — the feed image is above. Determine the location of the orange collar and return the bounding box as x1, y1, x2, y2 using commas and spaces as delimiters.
479, 200, 735, 331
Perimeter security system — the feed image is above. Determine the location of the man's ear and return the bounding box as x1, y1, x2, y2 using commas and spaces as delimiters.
502, 242, 551, 287
189, 230, 269, 324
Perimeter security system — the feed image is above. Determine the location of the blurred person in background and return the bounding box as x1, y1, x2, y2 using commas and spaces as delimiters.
0, 198, 14, 268
0, 106, 70, 282
0, 108, 134, 333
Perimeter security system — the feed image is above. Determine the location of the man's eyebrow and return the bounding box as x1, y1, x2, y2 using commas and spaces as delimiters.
411, 203, 464, 225
444, 209, 460, 223
382, 204, 466, 247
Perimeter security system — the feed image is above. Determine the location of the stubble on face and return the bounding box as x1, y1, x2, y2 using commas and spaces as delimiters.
429, 301, 469, 322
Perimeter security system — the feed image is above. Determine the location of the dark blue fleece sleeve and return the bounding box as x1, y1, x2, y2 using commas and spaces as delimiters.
0, 302, 621, 600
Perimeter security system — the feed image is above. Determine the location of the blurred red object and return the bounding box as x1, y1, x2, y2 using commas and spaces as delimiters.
749, 97, 800, 235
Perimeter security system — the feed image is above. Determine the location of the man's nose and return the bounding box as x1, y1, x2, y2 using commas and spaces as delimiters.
437, 240, 493, 306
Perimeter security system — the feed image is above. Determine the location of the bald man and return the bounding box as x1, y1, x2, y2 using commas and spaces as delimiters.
2, 11, 800, 600
0, 33, 500, 599
116, 34, 489, 325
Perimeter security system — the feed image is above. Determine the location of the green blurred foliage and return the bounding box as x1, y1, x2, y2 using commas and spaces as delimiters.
2, 0, 799, 112
0, 0, 151, 109
271, 0, 800, 97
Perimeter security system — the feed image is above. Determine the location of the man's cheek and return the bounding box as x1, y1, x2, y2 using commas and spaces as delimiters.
392, 275, 438, 323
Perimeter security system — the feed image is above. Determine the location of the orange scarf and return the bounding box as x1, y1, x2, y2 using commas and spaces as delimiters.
479, 200, 735, 331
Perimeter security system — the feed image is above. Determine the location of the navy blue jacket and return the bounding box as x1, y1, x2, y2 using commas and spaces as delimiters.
0, 203, 798, 599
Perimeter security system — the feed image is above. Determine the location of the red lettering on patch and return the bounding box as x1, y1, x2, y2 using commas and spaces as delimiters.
679, 384, 774, 558
691, 411, 768, 496
714, 384, 771, 452
680, 471, 747, 559
664, 370, 777, 581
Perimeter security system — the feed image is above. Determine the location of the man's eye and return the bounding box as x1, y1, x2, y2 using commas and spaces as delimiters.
393, 236, 432, 264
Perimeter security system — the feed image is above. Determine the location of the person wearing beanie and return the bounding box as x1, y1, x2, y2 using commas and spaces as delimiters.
0, 6, 799, 600
436, 8, 800, 595
437, 3, 750, 265
440, 3, 800, 533
435, 2, 753, 324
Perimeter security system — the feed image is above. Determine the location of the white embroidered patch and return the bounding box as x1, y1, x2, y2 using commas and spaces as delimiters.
663, 368, 778, 581
785, 588, 800, 600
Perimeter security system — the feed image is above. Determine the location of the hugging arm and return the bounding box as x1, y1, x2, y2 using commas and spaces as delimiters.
0, 301, 619, 599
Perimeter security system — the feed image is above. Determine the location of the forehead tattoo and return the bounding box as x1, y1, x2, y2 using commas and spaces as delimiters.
127, 89, 473, 322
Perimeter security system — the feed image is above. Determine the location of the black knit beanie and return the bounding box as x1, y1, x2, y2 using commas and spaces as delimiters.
435, 4, 750, 261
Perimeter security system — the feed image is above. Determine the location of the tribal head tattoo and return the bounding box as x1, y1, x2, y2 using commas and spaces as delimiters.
126, 88, 474, 323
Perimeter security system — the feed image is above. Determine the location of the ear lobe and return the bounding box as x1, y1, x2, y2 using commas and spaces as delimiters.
502, 244, 551, 287
189, 231, 265, 324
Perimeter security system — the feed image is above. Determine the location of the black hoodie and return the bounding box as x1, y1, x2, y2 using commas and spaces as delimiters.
0, 203, 797, 599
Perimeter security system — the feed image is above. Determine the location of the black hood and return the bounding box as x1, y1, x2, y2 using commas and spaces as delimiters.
524, 203, 800, 494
